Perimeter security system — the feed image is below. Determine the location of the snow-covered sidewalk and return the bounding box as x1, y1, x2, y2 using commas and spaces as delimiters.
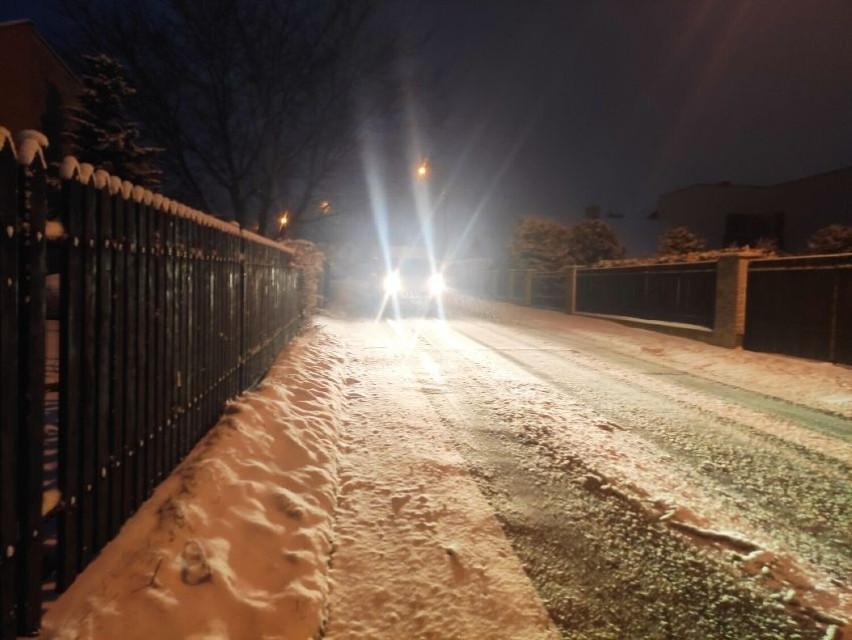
324, 318, 557, 639
43, 327, 347, 639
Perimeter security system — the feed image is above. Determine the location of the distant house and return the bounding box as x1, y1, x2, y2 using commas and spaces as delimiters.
0, 19, 81, 160
655, 167, 852, 251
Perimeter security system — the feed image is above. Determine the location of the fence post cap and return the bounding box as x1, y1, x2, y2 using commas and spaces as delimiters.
109, 176, 121, 195
14, 129, 48, 168
79, 163, 95, 184
94, 169, 111, 190
0, 126, 14, 157
59, 156, 81, 180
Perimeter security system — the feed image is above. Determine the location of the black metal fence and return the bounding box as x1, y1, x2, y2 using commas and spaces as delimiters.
0, 129, 302, 638
576, 262, 717, 327
530, 272, 570, 309
745, 254, 852, 365
451, 264, 717, 326
451, 255, 852, 364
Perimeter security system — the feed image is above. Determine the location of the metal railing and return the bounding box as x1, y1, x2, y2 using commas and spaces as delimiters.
745, 254, 852, 364
0, 128, 303, 637
576, 262, 717, 328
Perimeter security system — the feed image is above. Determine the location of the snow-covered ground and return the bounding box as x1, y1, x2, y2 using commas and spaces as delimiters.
43, 327, 347, 639
447, 292, 852, 419
40, 297, 851, 639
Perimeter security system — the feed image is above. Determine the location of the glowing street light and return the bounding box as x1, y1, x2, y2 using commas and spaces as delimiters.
416, 160, 429, 180
278, 210, 290, 232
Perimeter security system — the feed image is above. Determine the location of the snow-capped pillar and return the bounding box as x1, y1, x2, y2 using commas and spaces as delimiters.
13, 129, 49, 636
564, 266, 578, 314
713, 254, 751, 348
524, 270, 534, 306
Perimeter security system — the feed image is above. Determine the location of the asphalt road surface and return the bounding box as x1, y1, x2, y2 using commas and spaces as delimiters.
338, 313, 851, 640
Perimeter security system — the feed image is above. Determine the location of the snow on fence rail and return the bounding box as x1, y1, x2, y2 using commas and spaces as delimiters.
0, 127, 303, 638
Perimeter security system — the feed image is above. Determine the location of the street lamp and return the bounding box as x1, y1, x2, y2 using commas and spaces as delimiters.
413, 158, 451, 267
416, 160, 429, 180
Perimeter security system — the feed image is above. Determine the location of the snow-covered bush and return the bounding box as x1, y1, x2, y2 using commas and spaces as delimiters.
510, 217, 627, 269
567, 219, 625, 265
657, 226, 706, 256
510, 216, 573, 271
807, 224, 852, 254
280, 238, 325, 314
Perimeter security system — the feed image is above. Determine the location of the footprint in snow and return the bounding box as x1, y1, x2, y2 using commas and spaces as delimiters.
180, 540, 212, 586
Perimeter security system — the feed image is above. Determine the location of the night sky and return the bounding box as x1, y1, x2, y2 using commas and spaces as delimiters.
4, 1, 852, 254
418, 0, 852, 253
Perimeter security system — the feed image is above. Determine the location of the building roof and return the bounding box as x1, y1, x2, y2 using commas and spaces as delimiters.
0, 19, 80, 86
661, 165, 852, 197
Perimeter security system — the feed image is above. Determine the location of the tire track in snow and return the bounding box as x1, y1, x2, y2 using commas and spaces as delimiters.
410, 318, 848, 637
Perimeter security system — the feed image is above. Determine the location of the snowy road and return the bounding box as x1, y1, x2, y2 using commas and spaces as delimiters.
326, 311, 851, 640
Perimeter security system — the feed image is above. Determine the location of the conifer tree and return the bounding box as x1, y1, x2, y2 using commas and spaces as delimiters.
66, 54, 161, 187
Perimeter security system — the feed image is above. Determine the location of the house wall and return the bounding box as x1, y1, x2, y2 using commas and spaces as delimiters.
657, 169, 852, 251
0, 21, 80, 155
657, 185, 771, 248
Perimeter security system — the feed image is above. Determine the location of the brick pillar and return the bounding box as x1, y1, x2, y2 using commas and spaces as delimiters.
565, 267, 577, 314
524, 270, 534, 305
713, 254, 750, 347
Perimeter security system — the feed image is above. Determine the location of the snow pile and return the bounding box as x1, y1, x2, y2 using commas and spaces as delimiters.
42, 326, 346, 640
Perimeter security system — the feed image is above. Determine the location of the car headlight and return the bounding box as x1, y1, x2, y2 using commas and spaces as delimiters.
383, 271, 402, 295
428, 272, 445, 295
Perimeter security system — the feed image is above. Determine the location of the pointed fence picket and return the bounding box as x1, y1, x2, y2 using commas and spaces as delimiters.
0, 126, 305, 639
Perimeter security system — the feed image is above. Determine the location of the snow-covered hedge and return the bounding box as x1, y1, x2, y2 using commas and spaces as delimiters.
280, 239, 325, 313
598, 246, 775, 268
